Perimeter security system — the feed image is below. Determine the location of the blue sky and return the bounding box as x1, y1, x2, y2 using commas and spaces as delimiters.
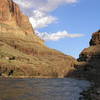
13, 0, 100, 58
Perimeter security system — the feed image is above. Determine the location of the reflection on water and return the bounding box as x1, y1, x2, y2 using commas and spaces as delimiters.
0, 78, 90, 100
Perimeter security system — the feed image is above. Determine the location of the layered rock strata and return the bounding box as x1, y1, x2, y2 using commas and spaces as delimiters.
0, 0, 76, 78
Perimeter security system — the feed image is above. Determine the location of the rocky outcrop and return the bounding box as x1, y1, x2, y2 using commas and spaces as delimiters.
90, 30, 100, 46
66, 30, 100, 80
67, 30, 100, 100
64, 30, 100, 100
0, 0, 76, 78
76, 30, 100, 82
0, 0, 43, 44
78, 30, 100, 62
0, 0, 33, 33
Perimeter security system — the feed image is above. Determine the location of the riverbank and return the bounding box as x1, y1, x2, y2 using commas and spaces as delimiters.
71, 75, 100, 100
80, 85, 100, 100
75, 72, 100, 100
0, 75, 62, 79
66, 64, 100, 100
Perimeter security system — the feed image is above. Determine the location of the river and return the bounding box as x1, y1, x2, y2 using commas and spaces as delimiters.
0, 78, 90, 100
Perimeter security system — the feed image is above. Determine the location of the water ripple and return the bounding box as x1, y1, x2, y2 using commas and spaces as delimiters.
0, 78, 90, 100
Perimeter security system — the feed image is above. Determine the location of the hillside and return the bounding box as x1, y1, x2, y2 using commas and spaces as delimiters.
0, 0, 76, 78
78, 30, 100, 82
67, 30, 100, 100
67, 30, 100, 81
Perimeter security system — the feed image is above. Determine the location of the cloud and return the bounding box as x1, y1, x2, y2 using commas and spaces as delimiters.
13, 0, 78, 29
36, 30, 84, 41
38, 0, 78, 12
29, 10, 57, 29
13, 0, 83, 41
13, 0, 32, 8
13, 0, 78, 12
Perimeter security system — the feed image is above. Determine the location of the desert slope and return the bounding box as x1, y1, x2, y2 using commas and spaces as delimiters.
0, 0, 76, 78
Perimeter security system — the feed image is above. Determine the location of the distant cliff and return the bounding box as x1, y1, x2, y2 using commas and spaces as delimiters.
90, 30, 100, 46
75, 30, 100, 100
0, 0, 76, 78
67, 30, 100, 85
79, 30, 100, 62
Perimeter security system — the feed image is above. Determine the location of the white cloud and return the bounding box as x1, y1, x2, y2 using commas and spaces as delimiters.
13, 0, 32, 8
36, 30, 84, 41
38, 0, 78, 12
13, 0, 83, 41
13, 0, 78, 12
13, 0, 78, 29
29, 10, 57, 29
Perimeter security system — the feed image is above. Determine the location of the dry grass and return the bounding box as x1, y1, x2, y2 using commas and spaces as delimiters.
0, 32, 76, 78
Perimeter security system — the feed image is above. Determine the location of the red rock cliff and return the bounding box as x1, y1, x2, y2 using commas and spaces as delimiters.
0, 0, 76, 78
0, 0, 32, 33
0, 0, 43, 43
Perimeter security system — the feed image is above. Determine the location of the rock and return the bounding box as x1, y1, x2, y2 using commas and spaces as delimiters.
0, 0, 43, 44
0, 0, 76, 78
0, 0, 32, 33
90, 30, 100, 46
79, 30, 100, 62
96, 88, 100, 95
68, 30, 100, 86
76, 30, 100, 100
5, 56, 9, 60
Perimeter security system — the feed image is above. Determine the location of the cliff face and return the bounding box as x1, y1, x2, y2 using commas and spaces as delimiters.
0, 0, 43, 44
0, 0, 76, 78
67, 31, 100, 100
90, 30, 100, 46
79, 30, 100, 62
0, 0, 32, 33
68, 30, 100, 86
79, 30, 100, 100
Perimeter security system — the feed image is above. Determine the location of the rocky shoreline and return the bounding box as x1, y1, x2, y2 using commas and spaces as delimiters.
75, 30, 100, 100
80, 85, 100, 100
66, 31, 100, 100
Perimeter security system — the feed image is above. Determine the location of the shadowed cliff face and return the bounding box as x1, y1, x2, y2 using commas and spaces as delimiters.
90, 30, 100, 46
0, 0, 76, 78
79, 30, 100, 62
67, 30, 100, 87
69, 30, 100, 100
